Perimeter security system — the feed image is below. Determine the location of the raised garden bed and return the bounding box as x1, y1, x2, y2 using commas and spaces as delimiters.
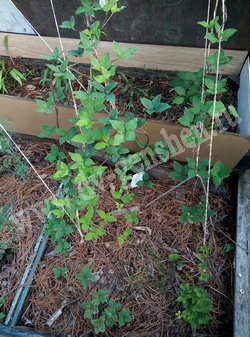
0, 137, 236, 337
1, 2, 250, 336
1, 58, 250, 168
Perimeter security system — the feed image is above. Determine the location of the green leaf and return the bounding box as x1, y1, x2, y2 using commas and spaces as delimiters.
9, 69, 26, 85
173, 161, 183, 174
140, 97, 154, 111
92, 316, 106, 334
118, 229, 132, 246
204, 32, 219, 43
110, 120, 125, 133
118, 308, 132, 326
197, 21, 210, 29
80, 301, 99, 319
38, 124, 56, 138
210, 160, 232, 186
221, 242, 234, 254
60, 16, 75, 29
111, 191, 121, 199
54, 240, 71, 256
175, 86, 186, 96
228, 105, 239, 117
124, 130, 135, 141
76, 265, 95, 289
125, 118, 138, 132
122, 47, 136, 59
222, 28, 237, 42
173, 96, 185, 104
97, 209, 106, 219
51, 198, 65, 207
53, 267, 69, 279
92, 287, 107, 305
199, 272, 210, 282
72, 131, 92, 144
113, 40, 123, 57
186, 158, 196, 169
178, 109, 194, 127
113, 133, 125, 145
205, 78, 215, 91
94, 142, 107, 150
69, 152, 83, 163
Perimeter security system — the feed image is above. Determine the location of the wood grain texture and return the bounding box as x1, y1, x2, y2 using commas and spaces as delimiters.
1, 95, 250, 168
234, 170, 250, 337
0, 33, 247, 75
11, 0, 250, 50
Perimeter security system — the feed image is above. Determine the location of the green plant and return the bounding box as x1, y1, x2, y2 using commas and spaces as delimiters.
170, 68, 204, 105
140, 94, 170, 115
136, 173, 152, 187
53, 267, 69, 279
35, 1, 237, 333
0, 132, 30, 180
166, 13, 237, 330
0, 297, 5, 320
0, 240, 10, 261
195, 245, 210, 282
179, 203, 216, 224
118, 229, 132, 245
176, 282, 213, 328
118, 72, 146, 110
0, 59, 27, 94
169, 158, 231, 187
45, 144, 66, 163
0, 203, 15, 231
77, 265, 132, 334
169, 253, 182, 268
221, 242, 234, 256
125, 210, 139, 224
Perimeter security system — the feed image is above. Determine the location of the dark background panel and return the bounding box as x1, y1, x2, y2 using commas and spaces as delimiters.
12, 0, 250, 50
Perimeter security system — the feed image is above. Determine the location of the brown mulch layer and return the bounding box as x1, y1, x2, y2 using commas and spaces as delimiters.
0, 139, 235, 337
2, 58, 238, 131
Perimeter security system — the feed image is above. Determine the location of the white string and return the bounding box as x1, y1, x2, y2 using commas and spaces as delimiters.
0, 123, 56, 199
2, 1, 86, 233
9, 0, 53, 53
48, 0, 87, 242
195, 0, 212, 168
203, 0, 226, 244
49, 0, 66, 60
10, 0, 88, 96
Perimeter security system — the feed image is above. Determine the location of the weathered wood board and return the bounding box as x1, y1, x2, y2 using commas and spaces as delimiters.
0, 33, 248, 75
11, 0, 250, 51
1, 95, 250, 168
234, 169, 250, 337
238, 57, 250, 135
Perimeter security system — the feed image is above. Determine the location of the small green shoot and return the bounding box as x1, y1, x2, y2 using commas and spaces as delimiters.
221, 242, 234, 256
140, 94, 170, 115
76, 265, 95, 289
0, 297, 5, 320
53, 267, 69, 279
118, 229, 132, 245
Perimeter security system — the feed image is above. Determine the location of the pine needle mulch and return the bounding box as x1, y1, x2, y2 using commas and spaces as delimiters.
0, 139, 235, 337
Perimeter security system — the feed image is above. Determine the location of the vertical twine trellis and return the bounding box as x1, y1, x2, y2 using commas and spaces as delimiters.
200, 0, 228, 245
0, 0, 231, 246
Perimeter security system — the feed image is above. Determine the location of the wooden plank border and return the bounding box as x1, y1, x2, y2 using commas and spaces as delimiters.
1, 95, 250, 168
0, 33, 248, 75
234, 170, 250, 337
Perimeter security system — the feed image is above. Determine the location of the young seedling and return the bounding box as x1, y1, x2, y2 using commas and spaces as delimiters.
140, 94, 170, 115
